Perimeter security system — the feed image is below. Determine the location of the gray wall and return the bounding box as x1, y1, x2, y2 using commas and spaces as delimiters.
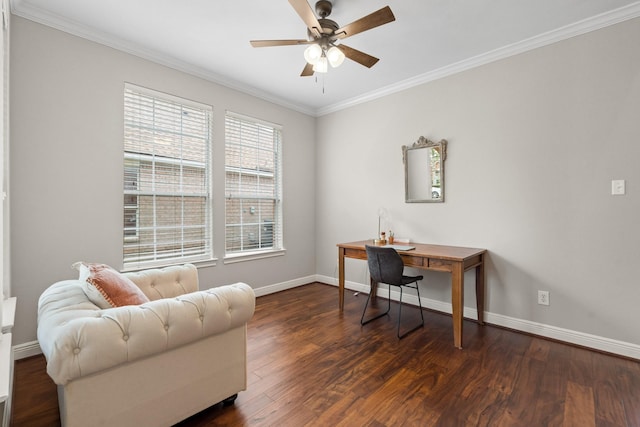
10, 17, 316, 345
316, 18, 640, 346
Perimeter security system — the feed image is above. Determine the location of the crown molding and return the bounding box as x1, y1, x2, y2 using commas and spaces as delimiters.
317, 1, 640, 116
10, 0, 640, 118
9, 0, 316, 116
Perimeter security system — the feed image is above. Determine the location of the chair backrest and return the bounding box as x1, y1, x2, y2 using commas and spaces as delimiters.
365, 245, 405, 286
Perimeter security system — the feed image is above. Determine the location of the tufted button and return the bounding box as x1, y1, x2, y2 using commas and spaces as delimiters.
199, 315, 204, 321
150, 282, 156, 288
73, 348, 80, 354
164, 324, 169, 331
123, 335, 129, 341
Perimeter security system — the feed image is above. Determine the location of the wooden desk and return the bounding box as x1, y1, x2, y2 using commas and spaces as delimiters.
337, 240, 487, 349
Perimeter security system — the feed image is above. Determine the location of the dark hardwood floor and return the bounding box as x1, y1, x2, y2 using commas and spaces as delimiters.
11, 283, 640, 426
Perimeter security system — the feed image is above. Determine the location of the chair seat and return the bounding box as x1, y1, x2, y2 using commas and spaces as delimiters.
401, 275, 423, 285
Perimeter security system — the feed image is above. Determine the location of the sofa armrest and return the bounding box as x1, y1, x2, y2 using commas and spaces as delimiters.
38, 282, 255, 386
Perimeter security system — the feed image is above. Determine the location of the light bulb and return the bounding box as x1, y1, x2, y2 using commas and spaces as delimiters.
304, 44, 322, 65
327, 46, 345, 68
313, 56, 328, 73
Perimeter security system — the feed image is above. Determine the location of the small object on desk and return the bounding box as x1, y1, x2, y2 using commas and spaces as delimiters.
384, 244, 415, 251
374, 231, 387, 245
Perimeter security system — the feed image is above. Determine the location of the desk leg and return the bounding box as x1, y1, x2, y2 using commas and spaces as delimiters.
338, 247, 345, 312
476, 254, 485, 325
452, 262, 464, 349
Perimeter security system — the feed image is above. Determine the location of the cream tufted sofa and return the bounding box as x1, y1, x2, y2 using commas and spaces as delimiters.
37, 264, 256, 427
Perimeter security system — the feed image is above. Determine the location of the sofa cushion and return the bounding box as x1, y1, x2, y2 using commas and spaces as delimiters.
125, 264, 199, 301
74, 262, 150, 308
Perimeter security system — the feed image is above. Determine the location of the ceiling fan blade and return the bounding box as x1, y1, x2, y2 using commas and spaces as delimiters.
288, 0, 322, 38
334, 6, 395, 40
250, 39, 312, 48
301, 63, 314, 77
338, 44, 379, 68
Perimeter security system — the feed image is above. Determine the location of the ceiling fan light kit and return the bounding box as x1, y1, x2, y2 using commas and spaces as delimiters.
303, 44, 322, 65
312, 55, 328, 73
250, 0, 395, 77
326, 46, 345, 68
304, 44, 344, 72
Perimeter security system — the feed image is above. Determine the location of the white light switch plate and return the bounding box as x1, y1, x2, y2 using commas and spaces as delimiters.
612, 180, 626, 195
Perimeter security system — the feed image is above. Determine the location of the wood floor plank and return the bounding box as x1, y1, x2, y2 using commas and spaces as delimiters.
618, 359, 640, 427
10, 353, 60, 427
11, 283, 640, 426
527, 337, 551, 362
594, 379, 627, 427
563, 381, 596, 427
352, 367, 426, 422
303, 390, 361, 426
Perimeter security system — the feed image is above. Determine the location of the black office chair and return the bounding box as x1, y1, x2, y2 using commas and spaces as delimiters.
361, 245, 425, 338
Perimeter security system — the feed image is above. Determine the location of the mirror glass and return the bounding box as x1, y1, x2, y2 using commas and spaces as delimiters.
403, 137, 447, 203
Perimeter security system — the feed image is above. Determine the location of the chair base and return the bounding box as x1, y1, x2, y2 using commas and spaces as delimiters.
360, 285, 391, 325
361, 280, 425, 339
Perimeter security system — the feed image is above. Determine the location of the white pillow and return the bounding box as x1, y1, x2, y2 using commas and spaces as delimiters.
72, 262, 150, 309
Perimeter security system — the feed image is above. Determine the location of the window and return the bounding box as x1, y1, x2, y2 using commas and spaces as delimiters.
225, 112, 282, 255
123, 163, 139, 239
123, 84, 212, 269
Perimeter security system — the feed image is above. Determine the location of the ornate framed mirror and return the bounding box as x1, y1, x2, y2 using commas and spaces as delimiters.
402, 136, 447, 203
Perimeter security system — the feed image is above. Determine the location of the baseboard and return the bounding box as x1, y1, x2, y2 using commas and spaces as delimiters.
483, 312, 640, 360
13, 341, 41, 361
252, 275, 317, 297
316, 274, 640, 360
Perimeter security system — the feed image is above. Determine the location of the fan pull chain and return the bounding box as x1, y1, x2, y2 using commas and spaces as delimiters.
313, 74, 326, 94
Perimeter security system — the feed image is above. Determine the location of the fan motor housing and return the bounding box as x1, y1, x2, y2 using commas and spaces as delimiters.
315, 0, 333, 18
307, 18, 338, 39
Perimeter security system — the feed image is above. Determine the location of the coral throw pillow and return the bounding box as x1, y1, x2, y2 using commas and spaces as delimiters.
74, 262, 150, 308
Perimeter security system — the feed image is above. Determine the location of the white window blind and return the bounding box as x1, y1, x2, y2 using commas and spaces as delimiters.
124, 84, 212, 269
225, 112, 282, 255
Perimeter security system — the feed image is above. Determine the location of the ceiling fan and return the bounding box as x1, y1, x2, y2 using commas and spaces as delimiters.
250, 0, 395, 76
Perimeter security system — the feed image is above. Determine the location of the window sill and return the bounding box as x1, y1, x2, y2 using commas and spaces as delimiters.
223, 249, 286, 264
1, 298, 16, 334
122, 257, 218, 273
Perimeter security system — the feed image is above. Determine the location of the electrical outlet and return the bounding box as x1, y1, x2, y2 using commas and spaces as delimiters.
538, 290, 550, 306
612, 179, 626, 195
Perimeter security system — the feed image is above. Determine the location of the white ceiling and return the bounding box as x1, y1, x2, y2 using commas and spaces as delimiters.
10, 0, 640, 115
